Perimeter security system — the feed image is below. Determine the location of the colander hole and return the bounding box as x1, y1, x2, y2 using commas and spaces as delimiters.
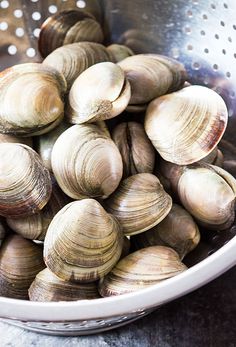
14, 9, 23, 18
186, 10, 193, 17
48, 5, 58, 14
26, 48, 36, 58
222, 49, 226, 55
0, 21, 8, 30
0, 1, 9, 9
215, 34, 219, 39
211, 3, 216, 9
33, 28, 40, 37
220, 20, 225, 26
8, 45, 17, 55
200, 30, 206, 35
15, 27, 24, 37
187, 44, 193, 51
223, 3, 228, 9
32, 11, 41, 21
230, 91, 235, 98
184, 26, 191, 34
76, 0, 86, 8
226, 72, 231, 78
202, 14, 208, 20
192, 62, 200, 70
204, 48, 209, 53
213, 64, 218, 70
233, 24, 236, 30
234, 53, 236, 59
228, 36, 232, 43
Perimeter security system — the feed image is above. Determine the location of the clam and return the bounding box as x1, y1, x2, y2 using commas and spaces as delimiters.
67, 62, 131, 124
44, 199, 124, 282
145, 85, 228, 165
43, 42, 112, 90
132, 204, 200, 260
51, 124, 123, 200
0, 234, 45, 299
177, 164, 236, 230
7, 177, 69, 241
39, 9, 104, 58
0, 143, 52, 217
99, 246, 187, 297
118, 54, 186, 107
0, 63, 66, 136
107, 44, 134, 63
29, 268, 100, 302
34, 122, 70, 171
111, 121, 155, 177
105, 173, 172, 236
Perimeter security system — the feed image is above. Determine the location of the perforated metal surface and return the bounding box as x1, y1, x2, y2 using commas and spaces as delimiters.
0, 0, 236, 335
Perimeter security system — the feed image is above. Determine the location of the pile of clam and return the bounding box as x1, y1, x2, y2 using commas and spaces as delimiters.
0, 9, 235, 302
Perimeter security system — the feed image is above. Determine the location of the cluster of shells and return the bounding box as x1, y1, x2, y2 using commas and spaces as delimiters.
0, 9, 235, 302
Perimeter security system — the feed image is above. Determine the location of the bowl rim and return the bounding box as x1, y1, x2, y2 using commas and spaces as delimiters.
0, 236, 235, 322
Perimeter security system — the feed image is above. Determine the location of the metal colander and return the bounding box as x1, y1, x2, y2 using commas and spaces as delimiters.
0, 0, 236, 336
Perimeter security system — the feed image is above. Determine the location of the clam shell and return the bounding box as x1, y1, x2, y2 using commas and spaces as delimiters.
51, 124, 123, 200
44, 199, 124, 282
0, 143, 52, 217
7, 177, 70, 240
105, 173, 172, 236
107, 44, 134, 63
43, 42, 112, 91
177, 164, 236, 230
67, 62, 131, 124
111, 121, 155, 177
0, 234, 45, 299
39, 9, 104, 58
0, 63, 66, 136
29, 268, 100, 302
132, 204, 200, 260
145, 85, 228, 165
99, 246, 187, 296
118, 54, 186, 105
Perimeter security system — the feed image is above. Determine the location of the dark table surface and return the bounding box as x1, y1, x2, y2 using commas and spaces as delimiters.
1, 265, 236, 347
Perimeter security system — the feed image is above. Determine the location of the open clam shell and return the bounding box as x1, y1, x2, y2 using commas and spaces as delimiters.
105, 173, 172, 236
38, 9, 104, 58
99, 246, 187, 297
44, 199, 124, 282
29, 268, 100, 302
0, 63, 66, 136
145, 85, 228, 165
0, 143, 52, 217
51, 123, 123, 200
